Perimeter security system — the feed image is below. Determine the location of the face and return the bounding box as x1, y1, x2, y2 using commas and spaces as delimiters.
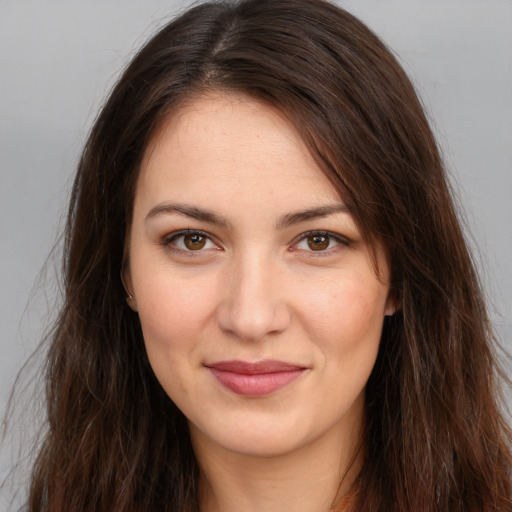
126, 92, 395, 459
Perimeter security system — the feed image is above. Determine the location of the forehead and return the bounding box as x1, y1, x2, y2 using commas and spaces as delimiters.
136, 92, 341, 210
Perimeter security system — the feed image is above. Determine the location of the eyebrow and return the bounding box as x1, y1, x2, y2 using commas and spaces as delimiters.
145, 203, 232, 227
276, 203, 351, 229
145, 201, 350, 229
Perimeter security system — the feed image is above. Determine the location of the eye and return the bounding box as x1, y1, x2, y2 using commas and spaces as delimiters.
163, 230, 219, 253
292, 231, 349, 253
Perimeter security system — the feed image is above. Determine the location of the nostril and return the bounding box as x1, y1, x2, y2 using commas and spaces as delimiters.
216, 300, 291, 341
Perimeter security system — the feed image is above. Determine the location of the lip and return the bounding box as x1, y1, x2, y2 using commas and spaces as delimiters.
205, 359, 306, 397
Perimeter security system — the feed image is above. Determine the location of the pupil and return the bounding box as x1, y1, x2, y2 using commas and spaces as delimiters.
185, 234, 206, 250
308, 235, 329, 250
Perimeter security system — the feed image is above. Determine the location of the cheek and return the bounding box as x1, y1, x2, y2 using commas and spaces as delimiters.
298, 271, 387, 360
134, 269, 219, 352
307, 273, 385, 328
134, 272, 220, 401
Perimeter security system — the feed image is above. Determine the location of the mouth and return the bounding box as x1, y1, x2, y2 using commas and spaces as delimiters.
204, 360, 307, 397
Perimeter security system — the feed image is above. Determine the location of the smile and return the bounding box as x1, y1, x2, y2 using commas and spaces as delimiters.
205, 360, 307, 397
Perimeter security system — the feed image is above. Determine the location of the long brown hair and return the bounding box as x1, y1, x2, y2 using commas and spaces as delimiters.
22, 0, 511, 510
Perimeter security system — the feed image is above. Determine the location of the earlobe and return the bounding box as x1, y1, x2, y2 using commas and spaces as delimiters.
384, 289, 399, 317
125, 291, 138, 312
121, 263, 138, 312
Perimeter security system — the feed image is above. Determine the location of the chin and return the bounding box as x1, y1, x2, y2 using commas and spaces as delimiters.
189, 415, 313, 459
222, 435, 305, 459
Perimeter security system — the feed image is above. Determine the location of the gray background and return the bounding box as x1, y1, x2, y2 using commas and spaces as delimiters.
1, 0, 511, 508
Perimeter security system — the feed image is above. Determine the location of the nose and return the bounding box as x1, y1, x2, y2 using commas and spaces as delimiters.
216, 252, 291, 342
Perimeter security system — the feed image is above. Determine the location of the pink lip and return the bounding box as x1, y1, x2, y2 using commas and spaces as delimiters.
206, 360, 306, 397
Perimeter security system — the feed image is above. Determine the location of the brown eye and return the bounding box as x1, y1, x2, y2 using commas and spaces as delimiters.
184, 233, 207, 250
164, 230, 218, 254
307, 234, 330, 251
293, 231, 348, 254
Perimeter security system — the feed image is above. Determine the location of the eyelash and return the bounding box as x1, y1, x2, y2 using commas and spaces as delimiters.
291, 230, 350, 256
162, 229, 220, 256
161, 229, 350, 256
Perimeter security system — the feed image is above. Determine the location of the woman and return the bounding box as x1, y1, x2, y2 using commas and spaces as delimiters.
21, 0, 512, 510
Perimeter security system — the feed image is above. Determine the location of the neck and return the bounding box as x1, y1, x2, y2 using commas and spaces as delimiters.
190, 418, 363, 512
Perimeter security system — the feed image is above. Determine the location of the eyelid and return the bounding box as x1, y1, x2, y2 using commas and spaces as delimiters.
162, 229, 222, 253
161, 228, 349, 256
289, 230, 350, 253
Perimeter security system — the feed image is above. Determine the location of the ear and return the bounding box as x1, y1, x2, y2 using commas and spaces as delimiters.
121, 258, 138, 312
384, 288, 399, 317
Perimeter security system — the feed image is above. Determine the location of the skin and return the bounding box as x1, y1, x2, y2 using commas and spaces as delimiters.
125, 92, 395, 512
